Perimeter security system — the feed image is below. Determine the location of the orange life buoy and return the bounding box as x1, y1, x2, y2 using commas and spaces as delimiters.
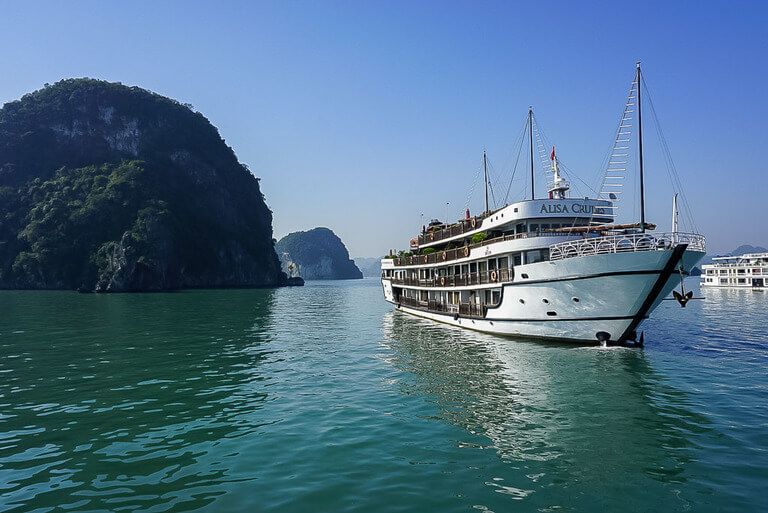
429, 232, 435, 241
423, 255, 428, 263
471, 217, 477, 229
440, 276, 446, 286
442, 251, 447, 261
463, 246, 469, 257
490, 270, 498, 282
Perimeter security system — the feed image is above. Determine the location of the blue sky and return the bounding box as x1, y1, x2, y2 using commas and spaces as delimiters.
1, 1, 766, 256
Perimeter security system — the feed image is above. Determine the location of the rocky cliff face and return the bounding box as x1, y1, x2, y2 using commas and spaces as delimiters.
0, 78, 285, 291
276, 228, 363, 280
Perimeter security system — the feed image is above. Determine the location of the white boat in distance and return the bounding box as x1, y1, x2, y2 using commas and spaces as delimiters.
701, 253, 768, 289
381, 64, 706, 345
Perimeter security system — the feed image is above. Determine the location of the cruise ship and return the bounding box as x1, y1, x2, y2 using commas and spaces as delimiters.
701, 253, 768, 289
380, 64, 706, 345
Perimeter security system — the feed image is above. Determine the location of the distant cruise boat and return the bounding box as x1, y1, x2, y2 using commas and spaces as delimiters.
380, 63, 706, 345
701, 253, 768, 289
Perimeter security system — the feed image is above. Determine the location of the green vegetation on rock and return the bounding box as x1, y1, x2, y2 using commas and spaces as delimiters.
0, 78, 284, 291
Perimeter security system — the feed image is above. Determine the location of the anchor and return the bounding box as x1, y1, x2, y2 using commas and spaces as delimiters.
665, 265, 703, 307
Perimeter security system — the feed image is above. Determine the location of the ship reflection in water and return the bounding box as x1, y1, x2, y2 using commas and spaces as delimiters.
381, 310, 714, 510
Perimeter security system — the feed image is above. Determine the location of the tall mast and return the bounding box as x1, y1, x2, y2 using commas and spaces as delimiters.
636, 62, 646, 232
529, 107, 535, 200
483, 150, 489, 214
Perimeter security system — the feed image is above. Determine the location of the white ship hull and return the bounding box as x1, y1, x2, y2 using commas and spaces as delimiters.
383, 248, 704, 344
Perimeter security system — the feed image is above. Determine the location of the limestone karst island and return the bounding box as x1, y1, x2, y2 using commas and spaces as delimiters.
0, 79, 360, 291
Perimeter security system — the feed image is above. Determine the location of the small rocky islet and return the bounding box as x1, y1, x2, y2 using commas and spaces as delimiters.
0, 79, 357, 291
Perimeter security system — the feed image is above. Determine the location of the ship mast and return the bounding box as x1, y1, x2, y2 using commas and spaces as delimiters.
636, 62, 646, 232
483, 150, 489, 214
529, 107, 535, 200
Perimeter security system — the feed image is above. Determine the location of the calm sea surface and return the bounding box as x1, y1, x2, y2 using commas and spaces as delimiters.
0, 278, 766, 512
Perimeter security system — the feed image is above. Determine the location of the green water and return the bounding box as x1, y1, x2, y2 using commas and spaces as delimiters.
0, 279, 766, 512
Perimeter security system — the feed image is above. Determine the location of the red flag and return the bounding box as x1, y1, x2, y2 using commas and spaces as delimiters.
550, 146, 556, 161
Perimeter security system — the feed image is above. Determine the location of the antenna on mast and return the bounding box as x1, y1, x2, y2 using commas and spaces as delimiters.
483, 150, 489, 214
671, 193, 679, 243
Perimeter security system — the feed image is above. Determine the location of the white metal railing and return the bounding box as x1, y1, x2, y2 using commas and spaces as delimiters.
548, 232, 706, 261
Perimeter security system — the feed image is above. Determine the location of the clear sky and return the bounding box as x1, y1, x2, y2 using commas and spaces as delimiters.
1, 1, 766, 256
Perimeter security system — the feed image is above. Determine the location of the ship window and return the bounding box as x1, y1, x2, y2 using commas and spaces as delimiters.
513, 254, 522, 266
572, 297, 580, 303
521, 273, 529, 279
498, 257, 509, 269
514, 208, 518, 213
547, 311, 557, 316
519, 299, 525, 304
492, 289, 501, 304
530, 224, 539, 233
526, 250, 545, 264
542, 298, 549, 304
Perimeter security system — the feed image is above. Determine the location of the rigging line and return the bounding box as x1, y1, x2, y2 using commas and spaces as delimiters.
590, 70, 638, 226
530, 114, 595, 198
486, 156, 499, 210
532, 115, 586, 203
463, 159, 484, 214
641, 74, 699, 233
503, 114, 530, 204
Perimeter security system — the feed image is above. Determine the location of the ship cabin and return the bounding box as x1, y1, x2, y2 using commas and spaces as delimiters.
381, 197, 613, 317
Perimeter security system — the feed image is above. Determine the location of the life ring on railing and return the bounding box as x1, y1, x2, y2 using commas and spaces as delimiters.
423, 255, 428, 263
440, 276, 446, 286
490, 270, 498, 282
429, 232, 435, 241
471, 217, 477, 229
463, 246, 470, 257
442, 251, 447, 261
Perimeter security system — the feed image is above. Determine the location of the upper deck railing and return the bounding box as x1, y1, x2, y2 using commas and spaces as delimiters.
416, 217, 483, 247
392, 231, 574, 267
548, 232, 706, 261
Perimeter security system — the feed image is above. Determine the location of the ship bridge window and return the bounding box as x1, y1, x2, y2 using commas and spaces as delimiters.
526, 249, 549, 264
530, 224, 539, 233
513, 253, 522, 266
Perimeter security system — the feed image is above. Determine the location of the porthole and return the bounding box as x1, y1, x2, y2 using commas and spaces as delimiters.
519, 299, 525, 304
542, 298, 549, 304
573, 297, 580, 303
521, 273, 529, 279
547, 311, 557, 316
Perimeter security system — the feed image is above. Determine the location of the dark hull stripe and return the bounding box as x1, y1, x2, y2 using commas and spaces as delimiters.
618, 244, 688, 343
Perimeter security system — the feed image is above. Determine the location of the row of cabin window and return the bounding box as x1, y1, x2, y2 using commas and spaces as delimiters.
401, 287, 502, 305
408, 250, 548, 279
706, 268, 766, 275
514, 220, 589, 234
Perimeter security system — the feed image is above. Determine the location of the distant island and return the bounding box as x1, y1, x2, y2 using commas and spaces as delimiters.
353, 257, 382, 278
0, 78, 285, 291
276, 228, 362, 280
